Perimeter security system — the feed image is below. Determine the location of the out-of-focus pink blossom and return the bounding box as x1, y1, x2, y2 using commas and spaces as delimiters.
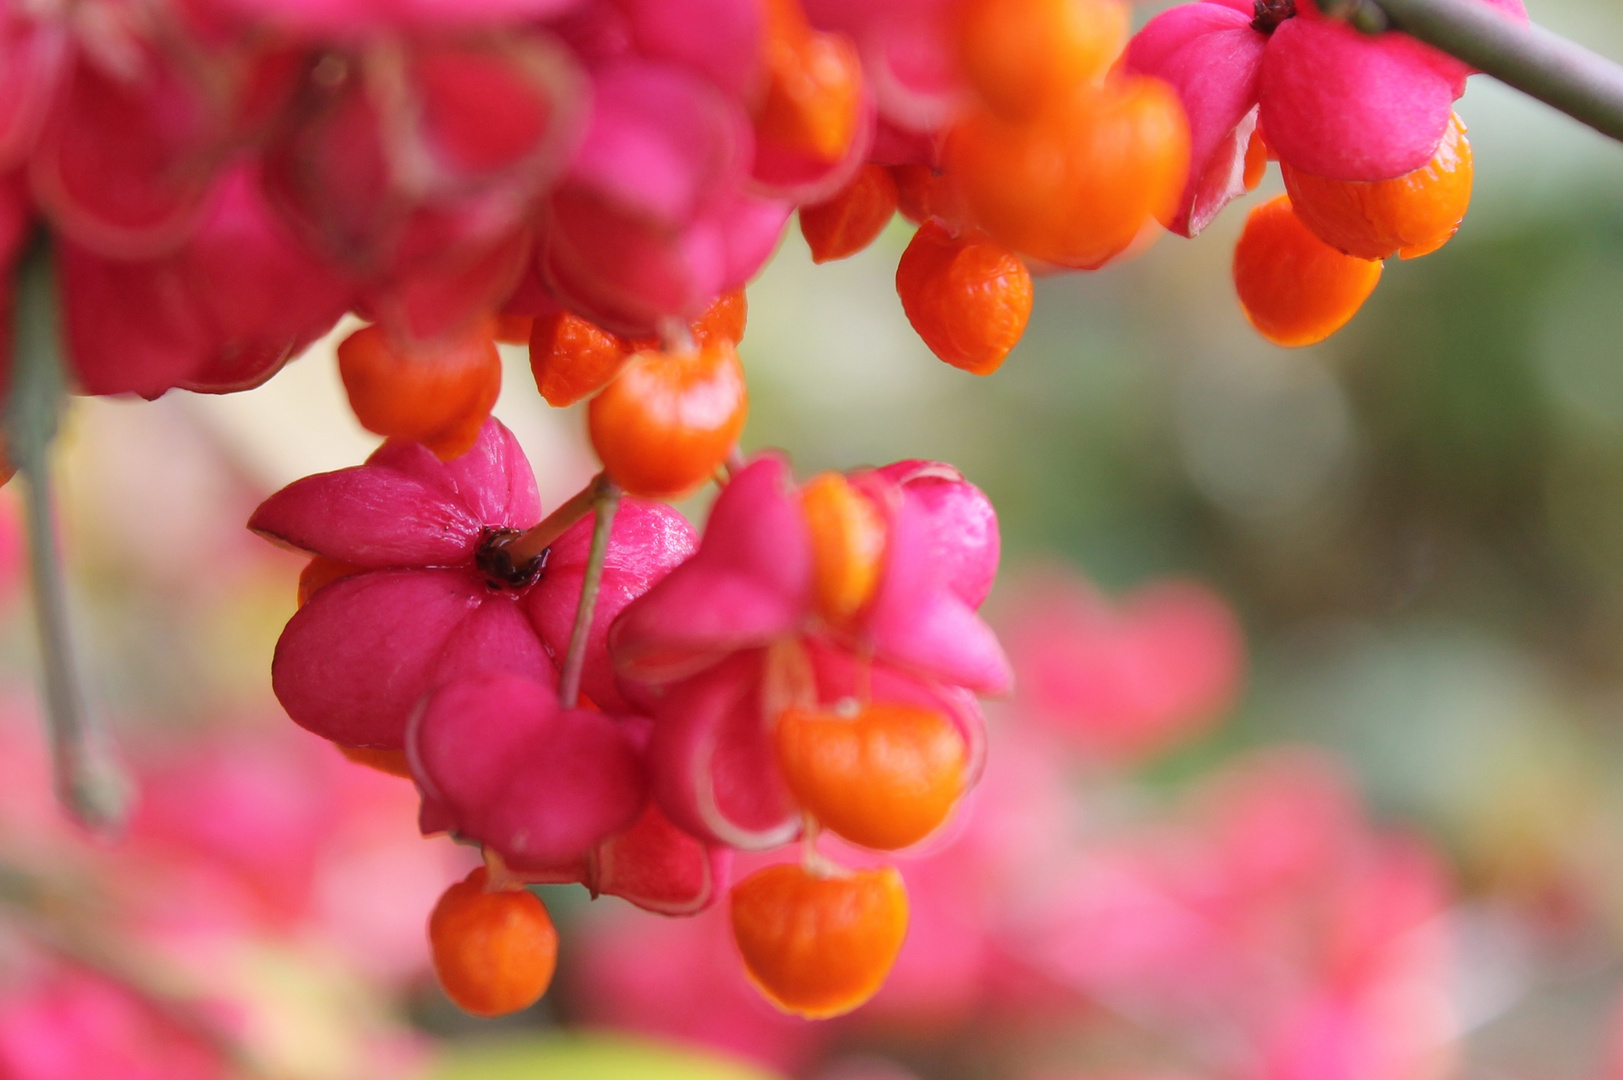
60, 167, 352, 398
186, 0, 585, 36
1014, 750, 1456, 1080
28, 27, 232, 258
0, 490, 21, 612
261, 33, 587, 344
539, 60, 790, 336
0, 11, 65, 174
0, 966, 229, 1080
1004, 575, 1244, 764
118, 721, 470, 983
802, 0, 963, 135
573, 896, 825, 1072
573, 728, 1458, 1080
0, 704, 462, 1076
249, 418, 695, 750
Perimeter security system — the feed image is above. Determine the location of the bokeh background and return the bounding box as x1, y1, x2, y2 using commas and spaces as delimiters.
4, 1, 1623, 1076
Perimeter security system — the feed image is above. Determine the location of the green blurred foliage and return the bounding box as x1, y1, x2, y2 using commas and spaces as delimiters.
432, 1034, 782, 1080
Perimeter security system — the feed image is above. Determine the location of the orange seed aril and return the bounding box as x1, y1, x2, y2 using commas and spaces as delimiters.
730, 862, 908, 1018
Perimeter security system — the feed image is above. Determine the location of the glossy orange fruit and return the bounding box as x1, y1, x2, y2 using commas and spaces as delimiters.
896, 221, 1032, 375
800, 471, 887, 623
756, 0, 864, 164
799, 164, 899, 263
529, 311, 633, 408
1233, 193, 1383, 347
532, 293, 748, 408
776, 701, 967, 849
429, 867, 558, 1018
587, 339, 749, 498
1281, 113, 1472, 261
948, 77, 1189, 269
957, 0, 1128, 119
338, 324, 502, 460
1243, 124, 1268, 191
687, 289, 749, 348
890, 164, 967, 229
730, 863, 909, 1018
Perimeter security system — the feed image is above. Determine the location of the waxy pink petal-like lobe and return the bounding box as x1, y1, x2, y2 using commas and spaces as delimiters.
873, 460, 1001, 609
273, 570, 486, 748
248, 466, 485, 567
644, 651, 801, 849
408, 673, 646, 868
1123, 2, 1266, 236
526, 498, 698, 712
862, 488, 1011, 695
611, 456, 813, 685
248, 419, 541, 565
594, 804, 732, 915
1260, 17, 1455, 181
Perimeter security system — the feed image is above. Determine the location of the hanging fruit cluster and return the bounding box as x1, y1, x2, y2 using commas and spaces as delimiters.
0, 0, 1532, 1024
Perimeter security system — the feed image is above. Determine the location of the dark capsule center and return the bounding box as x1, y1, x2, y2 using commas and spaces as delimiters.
1252, 0, 1297, 33
476, 528, 548, 590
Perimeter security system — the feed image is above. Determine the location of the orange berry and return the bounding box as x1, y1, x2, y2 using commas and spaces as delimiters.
533, 294, 747, 409
776, 701, 967, 850
948, 77, 1189, 269
1233, 193, 1383, 347
800, 471, 887, 624
1243, 124, 1268, 191
690, 290, 749, 347
338, 744, 413, 778
1281, 113, 1471, 261
494, 314, 534, 345
957, 0, 1128, 119
895, 221, 1032, 375
429, 867, 558, 1018
756, 0, 864, 164
297, 556, 365, 608
730, 863, 908, 1018
338, 324, 502, 461
587, 339, 748, 499
529, 310, 633, 408
890, 164, 967, 229
799, 164, 899, 264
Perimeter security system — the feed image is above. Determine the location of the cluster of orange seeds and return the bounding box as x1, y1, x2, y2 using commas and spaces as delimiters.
727, 686, 967, 1019
338, 324, 504, 461
342, 292, 750, 502
293, 0, 1492, 1031
1234, 114, 1473, 346
720, 468, 972, 1019
793, 0, 1188, 376
756, 0, 866, 166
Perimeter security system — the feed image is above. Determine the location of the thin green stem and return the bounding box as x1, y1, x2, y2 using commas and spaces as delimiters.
491, 471, 605, 570
557, 478, 621, 709
3, 235, 130, 835
1328, 0, 1623, 144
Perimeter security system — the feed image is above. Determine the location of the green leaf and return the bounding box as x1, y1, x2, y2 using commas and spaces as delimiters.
430, 1033, 786, 1080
